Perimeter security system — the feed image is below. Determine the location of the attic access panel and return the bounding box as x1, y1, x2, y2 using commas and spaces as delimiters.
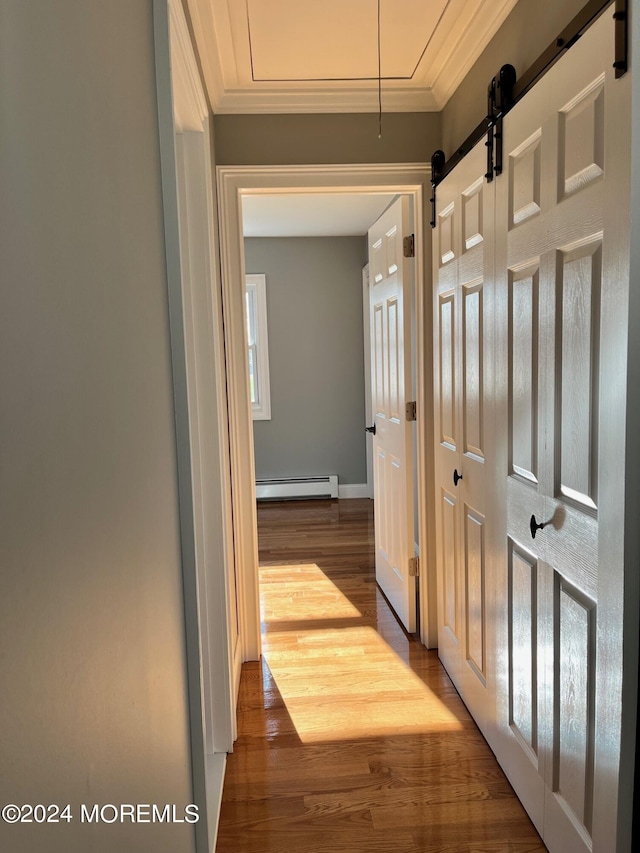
247, 0, 448, 81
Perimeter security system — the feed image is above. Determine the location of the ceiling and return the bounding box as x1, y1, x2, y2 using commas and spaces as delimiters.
186, 0, 519, 114
241, 193, 395, 237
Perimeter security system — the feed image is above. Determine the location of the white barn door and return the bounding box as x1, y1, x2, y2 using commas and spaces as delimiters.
432, 141, 496, 737
433, 10, 631, 852
494, 11, 630, 853
368, 197, 416, 633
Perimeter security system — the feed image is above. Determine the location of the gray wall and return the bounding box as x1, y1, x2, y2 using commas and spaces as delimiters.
0, 3, 195, 852
441, 0, 587, 155
245, 237, 368, 486
215, 112, 440, 165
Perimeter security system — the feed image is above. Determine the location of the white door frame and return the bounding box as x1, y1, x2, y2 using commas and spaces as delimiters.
154, 1, 238, 848
362, 263, 374, 500
217, 163, 438, 652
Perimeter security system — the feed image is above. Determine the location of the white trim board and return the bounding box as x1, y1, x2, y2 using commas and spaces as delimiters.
168, 0, 207, 130
205, 753, 226, 851
153, 5, 210, 851
338, 484, 371, 499
216, 163, 438, 653
156, 3, 241, 851
362, 264, 374, 501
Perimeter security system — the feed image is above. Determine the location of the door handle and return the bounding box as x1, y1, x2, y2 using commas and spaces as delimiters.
530, 514, 546, 539
365, 424, 376, 435
453, 469, 462, 486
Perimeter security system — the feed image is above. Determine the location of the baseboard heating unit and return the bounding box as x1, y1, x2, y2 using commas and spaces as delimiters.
255, 475, 338, 500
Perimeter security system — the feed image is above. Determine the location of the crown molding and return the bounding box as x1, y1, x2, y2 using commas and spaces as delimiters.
187, 0, 519, 115
429, 0, 519, 109
213, 86, 439, 115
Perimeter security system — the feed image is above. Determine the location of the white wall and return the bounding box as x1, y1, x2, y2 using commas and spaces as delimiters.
0, 2, 196, 851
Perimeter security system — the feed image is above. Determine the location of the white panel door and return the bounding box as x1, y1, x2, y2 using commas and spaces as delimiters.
432, 12, 631, 853
368, 196, 416, 632
432, 141, 495, 738
493, 11, 630, 852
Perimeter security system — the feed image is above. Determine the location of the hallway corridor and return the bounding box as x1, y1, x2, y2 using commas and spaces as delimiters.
215, 499, 546, 852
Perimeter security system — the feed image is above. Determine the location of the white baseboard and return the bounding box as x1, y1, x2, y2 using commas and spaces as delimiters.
205, 752, 226, 852
338, 483, 371, 499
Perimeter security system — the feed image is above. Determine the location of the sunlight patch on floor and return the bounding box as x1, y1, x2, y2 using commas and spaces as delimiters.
264, 625, 466, 742
259, 564, 466, 743
259, 563, 362, 622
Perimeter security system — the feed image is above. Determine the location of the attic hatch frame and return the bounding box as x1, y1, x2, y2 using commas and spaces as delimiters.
429, 0, 628, 226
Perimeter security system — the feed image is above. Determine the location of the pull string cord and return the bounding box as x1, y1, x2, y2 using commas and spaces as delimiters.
377, 0, 382, 138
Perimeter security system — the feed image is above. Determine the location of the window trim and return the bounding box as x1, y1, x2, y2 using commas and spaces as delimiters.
245, 273, 271, 420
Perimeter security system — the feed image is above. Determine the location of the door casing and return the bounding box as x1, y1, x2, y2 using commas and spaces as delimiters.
154, 1, 239, 849
216, 163, 438, 655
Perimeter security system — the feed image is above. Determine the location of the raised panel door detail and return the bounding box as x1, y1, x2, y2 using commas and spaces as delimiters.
462, 177, 484, 250
463, 281, 483, 459
387, 297, 400, 422
465, 508, 485, 681
373, 302, 385, 417
508, 543, 538, 764
442, 491, 458, 641
375, 447, 389, 561
439, 202, 455, 265
439, 292, 456, 447
509, 130, 541, 227
557, 240, 601, 511
559, 77, 604, 199
371, 236, 385, 283
385, 225, 399, 276
554, 575, 596, 837
509, 265, 539, 484
389, 456, 403, 581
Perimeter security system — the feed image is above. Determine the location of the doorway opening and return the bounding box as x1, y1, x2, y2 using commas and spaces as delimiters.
241, 190, 394, 496
240, 191, 410, 636
216, 164, 438, 677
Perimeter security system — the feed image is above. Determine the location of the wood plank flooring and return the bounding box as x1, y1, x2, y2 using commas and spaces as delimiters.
216, 498, 546, 853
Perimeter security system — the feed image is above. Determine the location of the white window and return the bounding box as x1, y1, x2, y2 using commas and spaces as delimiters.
245, 274, 271, 420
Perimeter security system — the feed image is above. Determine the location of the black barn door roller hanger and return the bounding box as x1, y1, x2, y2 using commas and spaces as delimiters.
430, 0, 628, 228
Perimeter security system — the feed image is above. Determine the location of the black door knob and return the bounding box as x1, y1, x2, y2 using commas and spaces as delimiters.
453, 469, 462, 486
365, 424, 376, 435
530, 514, 546, 539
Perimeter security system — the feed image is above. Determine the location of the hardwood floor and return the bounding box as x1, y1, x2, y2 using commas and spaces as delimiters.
216, 498, 546, 853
